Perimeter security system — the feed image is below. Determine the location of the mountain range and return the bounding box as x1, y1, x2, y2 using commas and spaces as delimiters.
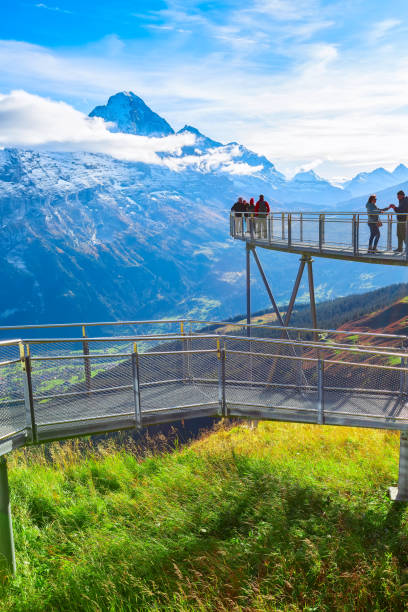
0, 90, 407, 326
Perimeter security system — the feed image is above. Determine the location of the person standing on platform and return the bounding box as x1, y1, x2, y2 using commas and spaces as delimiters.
365, 194, 389, 253
242, 199, 249, 232
231, 197, 245, 235
247, 197, 256, 238
389, 190, 408, 253
255, 194, 270, 239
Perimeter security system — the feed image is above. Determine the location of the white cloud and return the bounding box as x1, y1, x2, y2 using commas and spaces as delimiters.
0, 90, 195, 164
371, 19, 401, 41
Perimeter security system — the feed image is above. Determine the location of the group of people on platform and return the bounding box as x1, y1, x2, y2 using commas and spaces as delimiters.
231, 195, 270, 239
230, 189, 408, 255
366, 190, 408, 254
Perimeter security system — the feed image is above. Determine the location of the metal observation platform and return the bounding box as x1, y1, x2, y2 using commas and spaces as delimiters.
0, 211, 407, 574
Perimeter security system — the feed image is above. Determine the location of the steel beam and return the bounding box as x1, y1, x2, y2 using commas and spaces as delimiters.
0, 457, 15, 576
283, 256, 306, 327
246, 243, 251, 337
306, 256, 318, 339
131, 344, 142, 428
251, 248, 286, 330
389, 431, 408, 501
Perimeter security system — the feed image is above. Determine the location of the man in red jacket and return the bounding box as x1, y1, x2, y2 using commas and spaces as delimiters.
255, 194, 270, 239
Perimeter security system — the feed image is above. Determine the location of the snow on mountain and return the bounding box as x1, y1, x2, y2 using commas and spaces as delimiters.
344, 165, 408, 198
89, 91, 174, 137
1, 91, 406, 326
282, 170, 349, 205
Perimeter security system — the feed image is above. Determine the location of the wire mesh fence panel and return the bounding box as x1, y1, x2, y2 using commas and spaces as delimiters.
138, 348, 217, 411
32, 356, 134, 426
0, 358, 26, 439
323, 217, 353, 248
323, 359, 403, 395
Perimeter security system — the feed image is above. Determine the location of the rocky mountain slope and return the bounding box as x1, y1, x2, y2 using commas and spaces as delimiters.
0, 91, 407, 326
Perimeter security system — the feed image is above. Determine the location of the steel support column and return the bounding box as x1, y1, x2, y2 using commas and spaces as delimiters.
131, 343, 142, 428
0, 457, 16, 576
389, 431, 408, 501
246, 243, 251, 337
306, 256, 318, 340
251, 248, 286, 330
283, 255, 307, 327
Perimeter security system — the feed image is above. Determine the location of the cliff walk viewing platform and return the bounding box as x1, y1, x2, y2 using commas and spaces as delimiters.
1, 318, 408, 571
230, 211, 408, 265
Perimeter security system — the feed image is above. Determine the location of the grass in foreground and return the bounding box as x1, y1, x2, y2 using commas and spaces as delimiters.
1, 422, 408, 611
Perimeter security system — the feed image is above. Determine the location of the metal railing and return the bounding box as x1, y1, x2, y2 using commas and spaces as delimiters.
230, 211, 408, 261
0, 322, 408, 456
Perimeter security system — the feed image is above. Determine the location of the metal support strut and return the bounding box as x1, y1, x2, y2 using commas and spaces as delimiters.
389, 431, 408, 501
0, 457, 16, 575
246, 244, 251, 337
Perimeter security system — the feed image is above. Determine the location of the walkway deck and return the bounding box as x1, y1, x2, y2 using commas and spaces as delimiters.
231, 212, 408, 265
1, 326, 408, 454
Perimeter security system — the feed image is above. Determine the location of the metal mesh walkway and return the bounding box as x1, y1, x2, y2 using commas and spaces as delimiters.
0, 320, 408, 455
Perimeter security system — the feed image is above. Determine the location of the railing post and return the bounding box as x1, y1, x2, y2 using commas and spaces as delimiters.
317, 358, 324, 425
0, 457, 16, 576
131, 342, 142, 428
281, 212, 285, 240
318, 214, 324, 251
217, 339, 226, 417
356, 214, 360, 253
297, 331, 303, 391
287, 213, 292, 247
268, 213, 272, 242
405, 218, 408, 261
387, 214, 392, 251
82, 326, 91, 395
400, 352, 407, 397
389, 432, 408, 501
300, 213, 303, 242
352, 215, 357, 255
20, 343, 36, 444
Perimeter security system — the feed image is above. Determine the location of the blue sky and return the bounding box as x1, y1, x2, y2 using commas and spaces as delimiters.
2, 0, 408, 179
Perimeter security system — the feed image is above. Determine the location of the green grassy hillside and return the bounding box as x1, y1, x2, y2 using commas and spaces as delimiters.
1, 423, 408, 611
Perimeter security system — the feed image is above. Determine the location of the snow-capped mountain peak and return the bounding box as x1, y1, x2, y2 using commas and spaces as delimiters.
89, 91, 174, 137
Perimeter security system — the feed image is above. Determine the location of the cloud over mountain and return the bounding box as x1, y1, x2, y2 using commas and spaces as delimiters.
0, 90, 194, 164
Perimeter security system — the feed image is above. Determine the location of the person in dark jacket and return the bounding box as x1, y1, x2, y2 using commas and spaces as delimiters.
389, 190, 408, 253
247, 197, 256, 238
255, 194, 270, 239
365, 194, 389, 253
231, 197, 245, 234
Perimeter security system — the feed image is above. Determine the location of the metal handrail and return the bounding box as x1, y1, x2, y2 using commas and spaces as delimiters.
0, 318, 403, 342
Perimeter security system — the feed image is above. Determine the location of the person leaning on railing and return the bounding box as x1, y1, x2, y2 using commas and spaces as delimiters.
388, 190, 408, 253
255, 194, 270, 239
365, 194, 390, 254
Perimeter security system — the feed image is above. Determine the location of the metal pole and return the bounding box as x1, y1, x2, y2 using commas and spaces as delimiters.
82, 326, 91, 395
20, 343, 36, 444
319, 215, 323, 251
300, 213, 303, 242
306, 256, 318, 339
281, 212, 285, 239
0, 457, 16, 576
217, 339, 226, 417
246, 244, 251, 337
251, 248, 286, 330
317, 359, 324, 424
131, 343, 142, 428
405, 218, 408, 261
389, 431, 408, 501
400, 356, 406, 397
352, 215, 357, 255
387, 214, 392, 251
283, 256, 306, 327
288, 213, 292, 247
